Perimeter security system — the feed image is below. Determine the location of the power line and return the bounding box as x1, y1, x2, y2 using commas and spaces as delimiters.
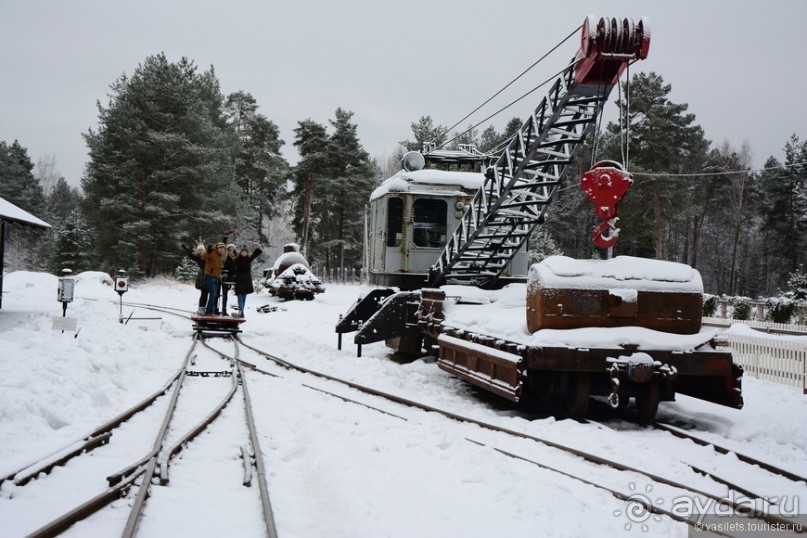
437, 59, 582, 152
554, 160, 807, 194
633, 160, 807, 178
431, 24, 582, 150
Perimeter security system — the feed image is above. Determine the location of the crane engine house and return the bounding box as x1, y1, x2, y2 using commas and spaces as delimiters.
337, 16, 743, 422
368, 145, 528, 290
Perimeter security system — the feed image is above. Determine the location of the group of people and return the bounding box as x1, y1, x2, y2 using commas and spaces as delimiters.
182, 238, 263, 318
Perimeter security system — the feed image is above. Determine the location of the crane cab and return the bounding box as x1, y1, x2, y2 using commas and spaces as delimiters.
367, 147, 528, 289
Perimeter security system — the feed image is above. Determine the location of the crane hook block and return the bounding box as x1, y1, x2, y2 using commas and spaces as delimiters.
581, 161, 633, 249
576, 16, 651, 86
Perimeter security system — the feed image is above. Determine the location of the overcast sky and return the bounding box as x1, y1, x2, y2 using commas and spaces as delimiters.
1, 0, 805, 188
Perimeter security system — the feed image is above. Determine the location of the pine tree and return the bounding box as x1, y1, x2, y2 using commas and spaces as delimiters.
51, 209, 95, 273
45, 177, 82, 225
528, 228, 563, 265
320, 108, 378, 269
224, 91, 289, 239
37, 177, 84, 273
400, 116, 448, 151
477, 117, 521, 153
0, 140, 49, 270
601, 72, 711, 260
290, 119, 330, 256
288, 110, 378, 269
82, 54, 236, 276
758, 135, 807, 290
0, 140, 45, 214
450, 123, 478, 149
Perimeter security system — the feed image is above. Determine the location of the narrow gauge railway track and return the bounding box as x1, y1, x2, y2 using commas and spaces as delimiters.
3, 335, 278, 538
24, 301, 801, 535
233, 336, 806, 535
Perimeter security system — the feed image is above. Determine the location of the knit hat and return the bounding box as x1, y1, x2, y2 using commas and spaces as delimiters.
214, 242, 226, 249
195, 244, 205, 254
227, 243, 237, 251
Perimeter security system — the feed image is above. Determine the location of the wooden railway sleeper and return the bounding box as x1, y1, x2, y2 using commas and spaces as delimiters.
185, 370, 233, 377
239, 445, 255, 487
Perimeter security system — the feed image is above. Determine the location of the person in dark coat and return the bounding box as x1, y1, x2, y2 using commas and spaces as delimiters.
233, 243, 263, 317
221, 243, 237, 315
181, 243, 208, 315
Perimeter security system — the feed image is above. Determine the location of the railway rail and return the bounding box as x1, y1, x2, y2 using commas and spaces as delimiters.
2, 332, 278, 538
5, 301, 804, 536
232, 337, 806, 535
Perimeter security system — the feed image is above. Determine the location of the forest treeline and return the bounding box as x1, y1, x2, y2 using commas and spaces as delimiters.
1, 54, 805, 302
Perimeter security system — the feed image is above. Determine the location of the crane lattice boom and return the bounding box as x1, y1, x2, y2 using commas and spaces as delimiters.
428, 16, 650, 287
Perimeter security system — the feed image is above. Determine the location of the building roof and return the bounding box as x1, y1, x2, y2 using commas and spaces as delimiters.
0, 196, 51, 228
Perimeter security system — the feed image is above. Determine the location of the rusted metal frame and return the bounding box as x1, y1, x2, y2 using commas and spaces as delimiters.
523, 346, 735, 376
335, 288, 396, 334
673, 369, 744, 410
354, 291, 421, 346
1, 346, 192, 489
417, 289, 446, 344
438, 356, 522, 402
437, 333, 524, 401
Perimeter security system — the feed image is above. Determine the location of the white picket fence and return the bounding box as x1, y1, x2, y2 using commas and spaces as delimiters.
725, 331, 807, 394
703, 316, 807, 335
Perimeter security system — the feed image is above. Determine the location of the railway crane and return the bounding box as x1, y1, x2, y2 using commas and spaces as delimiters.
336, 16, 743, 421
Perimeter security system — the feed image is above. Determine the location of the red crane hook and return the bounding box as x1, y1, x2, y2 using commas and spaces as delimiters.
580, 161, 633, 248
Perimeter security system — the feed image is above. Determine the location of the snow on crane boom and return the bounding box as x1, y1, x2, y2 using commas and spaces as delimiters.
427, 16, 650, 288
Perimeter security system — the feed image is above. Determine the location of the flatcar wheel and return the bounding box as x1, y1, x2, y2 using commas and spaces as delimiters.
564, 372, 590, 419
635, 379, 660, 424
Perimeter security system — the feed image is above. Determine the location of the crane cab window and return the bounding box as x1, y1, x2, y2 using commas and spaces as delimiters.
386, 197, 403, 247
413, 199, 447, 248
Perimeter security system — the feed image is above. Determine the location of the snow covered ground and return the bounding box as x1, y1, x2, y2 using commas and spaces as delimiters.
1, 271, 806, 537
